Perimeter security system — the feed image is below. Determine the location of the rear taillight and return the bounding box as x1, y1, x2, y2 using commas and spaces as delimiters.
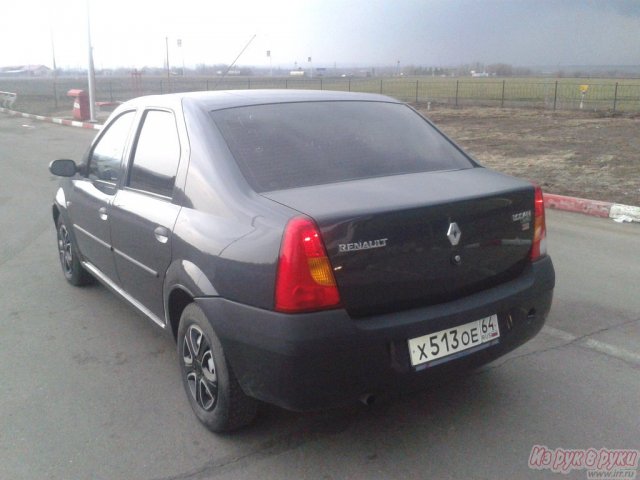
275, 217, 341, 313
530, 185, 547, 261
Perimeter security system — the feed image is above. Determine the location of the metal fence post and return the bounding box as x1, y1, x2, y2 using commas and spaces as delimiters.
320, 78, 323, 90
455, 80, 459, 107
501, 80, 505, 108
553, 81, 558, 111
160, 80, 163, 95
206, 80, 209, 90
613, 82, 619, 112
248, 78, 251, 89
348, 78, 351, 92
415, 80, 419, 103
109, 81, 113, 102
380, 79, 383, 94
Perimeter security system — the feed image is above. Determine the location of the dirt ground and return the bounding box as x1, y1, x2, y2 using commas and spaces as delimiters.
418, 106, 640, 206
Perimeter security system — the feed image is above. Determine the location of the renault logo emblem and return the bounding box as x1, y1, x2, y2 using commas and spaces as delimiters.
447, 222, 462, 246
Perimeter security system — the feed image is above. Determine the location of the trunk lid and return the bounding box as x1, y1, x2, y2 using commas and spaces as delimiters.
263, 168, 536, 317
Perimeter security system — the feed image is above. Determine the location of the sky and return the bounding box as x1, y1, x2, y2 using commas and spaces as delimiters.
2, 0, 639, 70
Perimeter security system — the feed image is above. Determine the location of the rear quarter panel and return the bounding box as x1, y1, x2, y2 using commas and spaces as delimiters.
171, 101, 296, 309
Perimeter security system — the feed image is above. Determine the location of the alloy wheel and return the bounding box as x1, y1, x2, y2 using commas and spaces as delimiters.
57, 224, 73, 276
182, 325, 218, 411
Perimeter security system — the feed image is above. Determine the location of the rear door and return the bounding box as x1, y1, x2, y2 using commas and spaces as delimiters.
68, 110, 136, 282
109, 109, 183, 322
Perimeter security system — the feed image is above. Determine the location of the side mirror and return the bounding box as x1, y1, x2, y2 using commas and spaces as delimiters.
49, 159, 78, 177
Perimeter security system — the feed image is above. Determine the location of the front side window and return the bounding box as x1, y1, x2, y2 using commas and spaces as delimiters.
88, 111, 135, 183
127, 110, 181, 198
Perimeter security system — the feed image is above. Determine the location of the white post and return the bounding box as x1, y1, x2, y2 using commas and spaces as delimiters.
177, 38, 184, 75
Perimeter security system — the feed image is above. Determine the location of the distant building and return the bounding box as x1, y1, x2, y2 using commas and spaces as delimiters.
470, 70, 489, 78
289, 70, 305, 77
0, 65, 52, 77
215, 69, 242, 76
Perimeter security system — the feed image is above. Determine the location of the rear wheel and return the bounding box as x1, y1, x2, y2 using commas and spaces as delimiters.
56, 216, 93, 286
177, 303, 257, 432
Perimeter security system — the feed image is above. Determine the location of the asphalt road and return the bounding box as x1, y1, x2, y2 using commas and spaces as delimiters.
1, 115, 638, 480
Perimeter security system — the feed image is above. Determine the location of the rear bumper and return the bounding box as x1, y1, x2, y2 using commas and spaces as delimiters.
197, 256, 555, 411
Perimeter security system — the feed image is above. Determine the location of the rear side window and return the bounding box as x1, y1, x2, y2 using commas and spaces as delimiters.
211, 101, 473, 192
128, 110, 181, 198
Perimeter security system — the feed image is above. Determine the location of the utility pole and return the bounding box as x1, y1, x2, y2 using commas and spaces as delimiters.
267, 50, 272, 77
165, 36, 171, 90
86, 0, 97, 122
50, 27, 58, 109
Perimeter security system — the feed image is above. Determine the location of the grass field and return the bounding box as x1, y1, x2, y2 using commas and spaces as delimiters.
425, 106, 640, 206
1, 75, 640, 116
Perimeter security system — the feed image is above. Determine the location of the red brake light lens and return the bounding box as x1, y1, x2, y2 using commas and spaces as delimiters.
530, 185, 547, 261
275, 217, 341, 313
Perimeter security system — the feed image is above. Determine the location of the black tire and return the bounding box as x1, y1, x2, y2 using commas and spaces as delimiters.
177, 303, 257, 432
56, 216, 93, 286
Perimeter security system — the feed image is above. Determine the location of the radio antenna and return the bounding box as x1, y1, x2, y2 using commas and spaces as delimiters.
213, 34, 257, 89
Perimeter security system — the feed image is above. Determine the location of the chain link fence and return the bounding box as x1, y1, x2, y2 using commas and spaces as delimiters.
1, 76, 639, 116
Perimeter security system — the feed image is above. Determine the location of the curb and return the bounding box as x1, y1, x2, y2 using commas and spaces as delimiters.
1, 108, 638, 223
0, 107, 102, 130
545, 193, 639, 223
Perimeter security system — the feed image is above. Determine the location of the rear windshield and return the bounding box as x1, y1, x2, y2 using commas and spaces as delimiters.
211, 101, 474, 192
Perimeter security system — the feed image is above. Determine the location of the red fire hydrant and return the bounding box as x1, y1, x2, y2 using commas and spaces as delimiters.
67, 89, 90, 121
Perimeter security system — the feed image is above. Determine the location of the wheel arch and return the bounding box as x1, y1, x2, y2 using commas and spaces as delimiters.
164, 259, 219, 341
166, 286, 194, 342
52, 186, 67, 226
52, 203, 60, 225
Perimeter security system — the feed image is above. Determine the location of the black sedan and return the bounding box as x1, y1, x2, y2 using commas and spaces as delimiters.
50, 90, 555, 432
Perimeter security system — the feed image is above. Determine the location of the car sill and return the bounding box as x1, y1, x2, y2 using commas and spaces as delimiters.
81, 261, 166, 330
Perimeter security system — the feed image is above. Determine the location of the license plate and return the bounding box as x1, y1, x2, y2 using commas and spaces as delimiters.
408, 315, 500, 367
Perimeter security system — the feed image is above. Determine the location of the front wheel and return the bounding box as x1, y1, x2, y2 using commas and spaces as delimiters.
56, 216, 93, 286
177, 303, 257, 432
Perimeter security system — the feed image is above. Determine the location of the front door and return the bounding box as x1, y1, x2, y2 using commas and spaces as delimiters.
69, 110, 136, 283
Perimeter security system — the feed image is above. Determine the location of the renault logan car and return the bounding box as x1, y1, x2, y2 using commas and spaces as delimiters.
50, 90, 555, 432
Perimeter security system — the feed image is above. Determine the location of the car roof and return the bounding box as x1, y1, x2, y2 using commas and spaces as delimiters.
123, 89, 402, 111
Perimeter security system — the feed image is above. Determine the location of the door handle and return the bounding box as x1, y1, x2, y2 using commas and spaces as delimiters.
154, 226, 170, 244
98, 206, 108, 221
